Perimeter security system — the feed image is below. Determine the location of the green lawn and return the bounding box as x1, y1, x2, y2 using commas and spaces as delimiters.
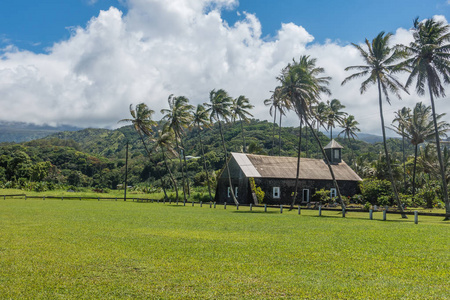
0, 198, 449, 299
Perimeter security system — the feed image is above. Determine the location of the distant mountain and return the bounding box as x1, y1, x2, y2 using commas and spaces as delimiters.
0, 121, 81, 143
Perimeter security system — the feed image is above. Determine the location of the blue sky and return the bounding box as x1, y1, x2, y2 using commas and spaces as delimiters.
2, 0, 449, 53
0, 0, 449, 135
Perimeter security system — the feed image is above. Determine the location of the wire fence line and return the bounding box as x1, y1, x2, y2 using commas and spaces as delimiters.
1, 194, 447, 221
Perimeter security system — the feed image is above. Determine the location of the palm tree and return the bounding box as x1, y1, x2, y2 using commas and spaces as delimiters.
161, 95, 194, 201
391, 102, 449, 197
401, 17, 450, 218
231, 95, 254, 153
264, 92, 279, 156
326, 99, 347, 140
338, 115, 360, 166
342, 31, 409, 217
192, 104, 213, 201
151, 129, 179, 201
119, 103, 156, 157
278, 56, 344, 210
392, 107, 411, 192
205, 89, 239, 205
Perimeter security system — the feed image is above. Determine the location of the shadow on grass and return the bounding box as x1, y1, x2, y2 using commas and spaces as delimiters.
232, 210, 279, 214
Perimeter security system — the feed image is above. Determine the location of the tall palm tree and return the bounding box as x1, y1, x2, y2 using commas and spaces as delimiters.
119, 103, 156, 157
205, 89, 239, 205
264, 91, 279, 156
391, 102, 449, 197
342, 31, 409, 217
392, 107, 411, 192
278, 55, 344, 210
192, 104, 213, 201
401, 17, 450, 218
326, 99, 347, 140
161, 95, 194, 201
338, 115, 360, 166
231, 95, 254, 153
151, 129, 179, 201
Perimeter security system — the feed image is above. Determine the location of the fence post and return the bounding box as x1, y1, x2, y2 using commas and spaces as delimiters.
342, 207, 346, 218
25, 195, 27, 200
224, 202, 227, 209
236, 204, 239, 210
98, 197, 100, 201
280, 205, 283, 214
369, 209, 373, 220
214, 202, 216, 209
383, 209, 387, 221
264, 204, 267, 212
298, 206, 301, 215
210, 202, 212, 208
61, 197, 63, 201
192, 201, 194, 207
43, 196, 45, 201
319, 205, 322, 216
414, 211, 418, 224
183, 200, 186, 206
250, 203, 252, 211
200, 201, 203, 207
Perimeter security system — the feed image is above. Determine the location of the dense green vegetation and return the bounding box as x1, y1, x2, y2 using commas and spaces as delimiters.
1, 199, 448, 299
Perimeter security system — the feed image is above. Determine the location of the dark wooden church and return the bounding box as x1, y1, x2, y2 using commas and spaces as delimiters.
215, 140, 362, 205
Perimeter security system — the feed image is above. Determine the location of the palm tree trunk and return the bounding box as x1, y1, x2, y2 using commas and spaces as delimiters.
161, 146, 178, 201
278, 111, 283, 156
291, 119, 303, 210
180, 138, 191, 197
198, 129, 213, 201
348, 135, 355, 168
412, 144, 418, 198
218, 118, 239, 205
239, 116, 247, 153
428, 82, 450, 219
377, 76, 407, 218
402, 130, 407, 193
305, 125, 308, 158
271, 109, 277, 156
175, 137, 187, 202
305, 118, 345, 211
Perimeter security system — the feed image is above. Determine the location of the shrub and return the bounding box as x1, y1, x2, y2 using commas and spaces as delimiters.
313, 188, 331, 205
249, 178, 265, 204
363, 202, 371, 211
359, 179, 391, 205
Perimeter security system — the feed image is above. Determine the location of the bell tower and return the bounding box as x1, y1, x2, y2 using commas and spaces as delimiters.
324, 139, 343, 164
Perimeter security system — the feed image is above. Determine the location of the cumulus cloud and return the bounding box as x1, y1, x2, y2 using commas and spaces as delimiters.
0, 0, 449, 136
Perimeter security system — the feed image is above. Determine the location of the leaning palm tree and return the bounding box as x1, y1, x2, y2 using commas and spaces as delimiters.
278, 56, 344, 211
391, 102, 449, 197
192, 104, 213, 201
205, 89, 239, 205
119, 103, 156, 157
401, 17, 450, 218
161, 95, 194, 201
338, 115, 360, 166
326, 99, 347, 140
150, 129, 179, 201
342, 31, 409, 217
231, 95, 254, 153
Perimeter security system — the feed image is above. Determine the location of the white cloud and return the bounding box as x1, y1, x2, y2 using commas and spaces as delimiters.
0, 0, 449, 136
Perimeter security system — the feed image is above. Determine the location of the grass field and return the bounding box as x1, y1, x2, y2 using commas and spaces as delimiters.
1, 197, 449, 299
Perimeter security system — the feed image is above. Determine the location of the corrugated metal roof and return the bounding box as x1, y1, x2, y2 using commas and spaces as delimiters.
324, 139, 344, 149
231, 152, 362, 181
231, 153, 261, 177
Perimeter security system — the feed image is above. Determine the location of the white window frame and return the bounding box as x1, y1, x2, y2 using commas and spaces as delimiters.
227, 187, 231, 198
334, 149, 340, 160
235, 187, 238, 199
303, 189, 310, 203
273, 187, 280, 199
330, 188, 337, 199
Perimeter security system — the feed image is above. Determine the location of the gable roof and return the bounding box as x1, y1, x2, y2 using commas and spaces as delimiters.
231, 152, 362, 181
